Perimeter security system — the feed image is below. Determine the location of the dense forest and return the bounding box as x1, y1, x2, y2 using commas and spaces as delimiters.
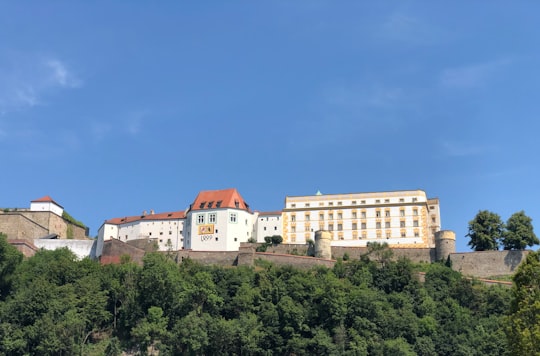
0, 234, 538, 355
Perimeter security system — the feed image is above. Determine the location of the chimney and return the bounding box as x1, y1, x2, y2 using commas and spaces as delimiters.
150, 209, 155, 215
143, 210, 147, 216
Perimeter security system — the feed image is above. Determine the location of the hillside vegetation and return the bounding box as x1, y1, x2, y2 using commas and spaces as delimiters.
0, 233, 537, 355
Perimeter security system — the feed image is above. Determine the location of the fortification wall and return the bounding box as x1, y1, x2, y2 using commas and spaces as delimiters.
0, 211, 86, 239
8, 239, 38, 258
253, 252, 335, 269
0, 214, 48, 239
174, 250, 239, 266
34, 239, 97, 260
450, 250, 530, 278
101, 239, 146, 265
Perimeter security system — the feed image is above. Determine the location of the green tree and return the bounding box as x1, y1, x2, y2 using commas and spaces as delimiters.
505, 251, 540, 355
466, 210, 504, 251
0, 232, 23, 299
501, 211, 539, 250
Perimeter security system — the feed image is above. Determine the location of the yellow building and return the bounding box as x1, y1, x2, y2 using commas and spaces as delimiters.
282, 190, 440, 248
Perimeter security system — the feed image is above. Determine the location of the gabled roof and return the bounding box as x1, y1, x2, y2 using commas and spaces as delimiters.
189, 188, 251, 212
31, 196, 64, 209
105, 211, 186, 225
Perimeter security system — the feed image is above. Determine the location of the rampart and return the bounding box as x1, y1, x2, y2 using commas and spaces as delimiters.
0, 210, 87, 239
449, 250, 530, 278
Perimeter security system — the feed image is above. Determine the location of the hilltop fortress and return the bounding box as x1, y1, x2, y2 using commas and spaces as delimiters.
2, 190, 530, 278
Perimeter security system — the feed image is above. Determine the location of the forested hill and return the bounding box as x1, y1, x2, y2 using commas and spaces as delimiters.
0, 234, 538, 355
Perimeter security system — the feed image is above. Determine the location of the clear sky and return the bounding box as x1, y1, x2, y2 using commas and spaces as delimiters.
1, 1, 539, 252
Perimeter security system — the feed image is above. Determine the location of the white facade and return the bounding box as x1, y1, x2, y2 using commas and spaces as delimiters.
97, 211, 186, 253
30, 197, 64, 216
254, 211, 283, 242
185, 208, 254, 251
282, 190, 441, 248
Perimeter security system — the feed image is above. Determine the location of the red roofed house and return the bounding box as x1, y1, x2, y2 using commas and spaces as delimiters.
184, 188, 255, 251
30, 195, 64, 216
97, 210, 186, 256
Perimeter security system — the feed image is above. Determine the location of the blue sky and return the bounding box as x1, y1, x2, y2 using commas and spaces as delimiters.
1, 1, 539, 252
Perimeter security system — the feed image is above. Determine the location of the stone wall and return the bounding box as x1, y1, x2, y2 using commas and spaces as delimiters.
100, 239, 146, 265
450, 250, 530, 278
252, 252, 335, 269
174, 250, 239, 266
8, 239, 38, 258
0, 211, 87, 239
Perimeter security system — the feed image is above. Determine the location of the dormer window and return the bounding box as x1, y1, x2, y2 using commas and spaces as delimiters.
216, 201, 222, 208
235, 200, 240, 208
199, 202, 206, 209
207, 201, 214, 208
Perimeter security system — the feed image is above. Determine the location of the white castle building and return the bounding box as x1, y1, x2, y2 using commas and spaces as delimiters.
97, 188, 441, 253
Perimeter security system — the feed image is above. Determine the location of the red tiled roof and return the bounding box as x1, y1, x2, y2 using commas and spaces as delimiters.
189, 188, 251, 212
105, 211, 186, 225
257, 210, 282, 216
31, 196, 64, 208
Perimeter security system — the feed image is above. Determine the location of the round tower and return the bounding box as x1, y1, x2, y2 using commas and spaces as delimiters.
314, 230, 332, 259
435, 230, 456, 261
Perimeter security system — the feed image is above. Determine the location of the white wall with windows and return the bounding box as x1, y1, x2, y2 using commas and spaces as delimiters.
254, 212, 282, 242
187, 209, 254, 251
30, 201, 64, 216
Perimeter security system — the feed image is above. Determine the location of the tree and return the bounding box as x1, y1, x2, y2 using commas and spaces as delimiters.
466, 210, 504, 251
501, 211, 539, 250
505, 251, 540, 354
0, 232, 23, 299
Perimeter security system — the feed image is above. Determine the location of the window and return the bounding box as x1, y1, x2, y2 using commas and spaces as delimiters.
305, 203, 310, 207
414, 232, 420, 237
338, 213, 342, 219
338, 202, 342, 206
432, 217, 436, 223
376, 211, 381, 217
274, 227, 277, 230
264, 227, 267, 231
384, 199, 390, 203
401, 232, 406, 237
361, 222, 366, 229
412, 198, 418, 202
376, 232, 381, 238
385, 211, 390, 217
430, 206, 435, 210
352, 223, 357, 230
291, 215, 296, 222
399, 198, 404, 203
234, 238, 238, 241
291, 226, 296, 233
400, 210, 405, 217
361, 200, 366, 204
229, 213, 237, 223
216, 201, 222, 208
385, 221, 390, 228
199, 202, 206, 209
352, 200, 357, 205
208, 213, 216, 223
320, 213, 324, 220
361, 212, 366, 218
329, 202, 334, 206
169, 231, 172, 235
413, 220, 419, 227
160, 232, 163, 235
306, 214, 310, 221
197, 214, 205, 224
413, 209, 418, 216
329, 213, 334, 220
338, 224, 343, 231
386, 231, 391, 238
291, 204, 296, 208
328, 224, 334, 231
207, 201, 214, 208
352, 212, 357, 219
376, 199, 380, 203
376, 222, 381, 229
400, 221, 406, 228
